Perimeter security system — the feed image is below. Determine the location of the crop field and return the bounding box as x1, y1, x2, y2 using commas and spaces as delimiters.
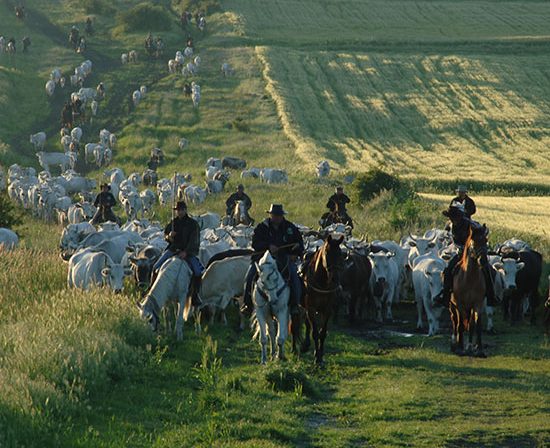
1, 0, 550, 446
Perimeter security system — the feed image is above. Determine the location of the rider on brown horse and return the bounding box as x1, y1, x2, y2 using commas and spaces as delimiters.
435, 202, 496, 308
325, 186, 353, 227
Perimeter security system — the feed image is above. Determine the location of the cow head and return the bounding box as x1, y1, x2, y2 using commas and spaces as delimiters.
494, 259, 525, 290
368, 252, 395, 297
129, 256, 155, 289
102, 263, 133, 293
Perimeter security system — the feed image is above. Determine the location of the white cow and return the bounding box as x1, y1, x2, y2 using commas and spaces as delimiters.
157, 185, 173, 207
30, 132, 47, 151
221, 62, 233, 77
194, 212, 221, 231
140, 85, 147, 97
70, 127, 83, 143
316, 160, 330, 178
139, 257, 193, 340
67, 202, 96, 224
404, 233, 438, 268
196, 255, 251, 330
178, 138, 189, 150
132, 90, 141, 107
121, 53, 128, 64
99, 129, 111, 146
368, 251, 399, 323
36, 152, 74, 172
128, 50, 138, 63
183, 185, 207, 205
260, 168, 288, 184
140, 189, 156, 214
91, 100, 98, 116
241, 168, 261, 179
412, 255, 446, 336
122, 191, 143, 220
199, 239, 232, 266
45, 80, 56, 96
0, 228, 19, 251
67, 250, 131, 292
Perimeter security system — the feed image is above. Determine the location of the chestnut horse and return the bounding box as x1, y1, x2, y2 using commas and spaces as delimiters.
450, 225, 488, 357
301, 234, 344, 365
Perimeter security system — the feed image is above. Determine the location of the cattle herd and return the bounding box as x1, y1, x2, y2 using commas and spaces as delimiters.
0, 12, 548, 362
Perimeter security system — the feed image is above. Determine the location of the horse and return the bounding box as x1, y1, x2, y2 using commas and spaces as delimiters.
252, 251, 290, 364
301, 234, 344, 365
450, 225, 488, 357
229, 200, 254, 226
319, 202, 353, 233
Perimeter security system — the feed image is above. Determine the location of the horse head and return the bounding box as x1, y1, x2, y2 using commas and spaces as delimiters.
316, 234, 344, 283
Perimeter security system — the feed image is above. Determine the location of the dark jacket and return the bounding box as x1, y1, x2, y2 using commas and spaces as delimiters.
251, 218, 304, 262
450, 216, 483, 248
327, 193, 350, 212
226, 192, 252, 211
450, 195, 476, 218
94, 191, 116, 209
164, 215, 200, 256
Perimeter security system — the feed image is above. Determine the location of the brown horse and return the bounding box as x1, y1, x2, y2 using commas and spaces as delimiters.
301, 234, 344, 365
450, 225, 488, 357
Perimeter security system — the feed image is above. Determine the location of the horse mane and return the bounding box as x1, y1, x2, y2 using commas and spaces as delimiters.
459, 227, 473, 271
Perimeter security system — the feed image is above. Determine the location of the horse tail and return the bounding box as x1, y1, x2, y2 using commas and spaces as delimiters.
183, 294, 193, 321
250, 311, 259, 340
459, 228, 473, 271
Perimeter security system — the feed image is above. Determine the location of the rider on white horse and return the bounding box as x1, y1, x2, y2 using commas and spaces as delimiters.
241, 204, 304, 317
225, 184, 252, 217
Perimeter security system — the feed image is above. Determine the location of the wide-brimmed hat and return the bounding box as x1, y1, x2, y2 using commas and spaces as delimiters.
455, 185, 468, 193
173, 200, 187, 211
266, 204, 286, 215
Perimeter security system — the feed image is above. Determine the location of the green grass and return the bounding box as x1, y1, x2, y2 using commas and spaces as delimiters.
1, 0, 550, 446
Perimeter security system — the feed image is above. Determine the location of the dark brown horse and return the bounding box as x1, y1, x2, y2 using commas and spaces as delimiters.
450, 225, 488, 357
301, 234, 344, 365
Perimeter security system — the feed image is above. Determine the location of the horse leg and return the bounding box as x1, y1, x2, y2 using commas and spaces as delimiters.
318, 313, 330, 366
301, 313, 312, 353
450, 305, 459, 353
311, 313, 322, 365
176, 297, 185, 341
467, 311, 475, 355
257, 311, 268, 365
277, 309, 289, 361
475, 311, 486, 358
267, 316, 277, 361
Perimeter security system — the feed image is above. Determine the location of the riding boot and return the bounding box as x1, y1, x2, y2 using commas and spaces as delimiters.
190, 276, 202, 307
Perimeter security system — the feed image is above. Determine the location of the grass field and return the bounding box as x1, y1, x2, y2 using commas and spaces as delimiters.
1, 0, 550, 446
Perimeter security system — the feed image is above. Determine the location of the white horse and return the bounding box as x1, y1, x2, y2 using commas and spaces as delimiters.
138, 257, 192, 341
225, 200, 254, 226
252, 251, 290, 364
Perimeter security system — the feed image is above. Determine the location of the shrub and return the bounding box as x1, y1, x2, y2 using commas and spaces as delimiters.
0, 193, 23, 229
117, 3, 172, 33
180, 0, 221, 15
82, 0, 114, 15
351, 168, 402, 204
264, 365, 318, 398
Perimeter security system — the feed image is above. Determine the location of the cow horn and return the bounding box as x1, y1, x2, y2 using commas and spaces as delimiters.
408, 232, 418, 241
135, 300, 143, 310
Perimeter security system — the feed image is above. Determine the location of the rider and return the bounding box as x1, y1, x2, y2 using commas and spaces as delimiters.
434, 202, 496, 308
91, 183, 119, 225
85, 17, 93, 35
225, 184, 252, 217
325, 186, 353, 227
22, 36, 31, 53
151, 201, 203, 306
69, 26, 79, 50
241, 204, 304, 317
145, 32, 154, 55
450, 185, 476, 218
